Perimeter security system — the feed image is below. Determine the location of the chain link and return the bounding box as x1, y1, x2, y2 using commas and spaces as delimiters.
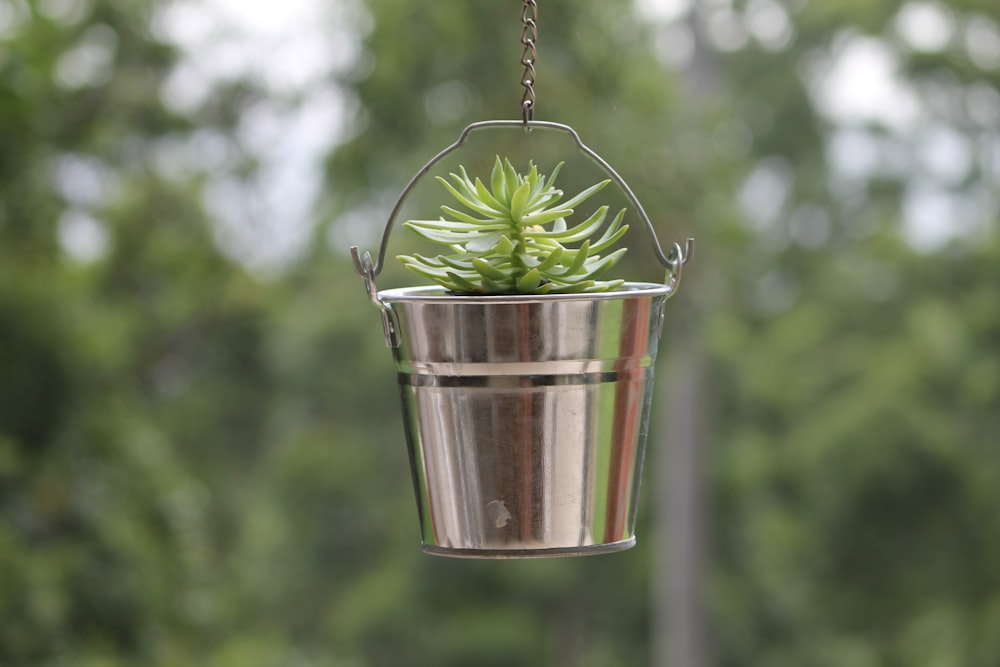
520, 0, 538, 128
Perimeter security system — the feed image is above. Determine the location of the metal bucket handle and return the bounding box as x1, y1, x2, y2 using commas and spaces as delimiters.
350, 120, 694, 304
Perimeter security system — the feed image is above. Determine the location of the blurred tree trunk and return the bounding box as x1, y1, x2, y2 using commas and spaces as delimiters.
654, 324, 709, 667
652, 3, 715, 666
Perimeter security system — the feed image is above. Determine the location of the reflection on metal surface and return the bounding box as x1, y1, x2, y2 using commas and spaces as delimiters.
383, 283, 668, 558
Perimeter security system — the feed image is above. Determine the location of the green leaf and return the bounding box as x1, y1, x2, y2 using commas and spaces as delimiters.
516, 252, 539, 268
528, 162, 560, 204
437, 255, 477, 271
473, 177, 505, 212
534, 245, 564, 272
490, 156, 507, 204
546, 161, 564, 189
589, 209, 629, 253
525, 161, 539, 187
464, 232, 504, 253
490, 235, 516, 258
402, 222, 478, 245
397, 253, 440, 267
436, 176, 503, 217
534, 282, 555, 294
559, 179, 610, 211
482, 275, 514, 293
503, 158, 521, 196
438, 206, 508, 227
527, 206, 608, 242
397, 259, 458, 282
548, 280, 597, 294
576, 247, 627, 281
521, 207, 574, 227
525, 236, 563, 255
588, 279, 625, 292
523, 189, 561, 214
408, 216, 504, 231
516, 268, 542, 293
587, 224, 629, 254
571, 279, 624, 293
445, 271, 483, 292
472, 257, 511, 281
548, 240, 590, 277
509, 181, 532, 222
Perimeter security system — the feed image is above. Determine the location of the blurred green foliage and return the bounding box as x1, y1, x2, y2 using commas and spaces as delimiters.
1, 0, 999, 665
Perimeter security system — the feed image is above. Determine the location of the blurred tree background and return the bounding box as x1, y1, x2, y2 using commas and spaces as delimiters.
1, 0, 998, 665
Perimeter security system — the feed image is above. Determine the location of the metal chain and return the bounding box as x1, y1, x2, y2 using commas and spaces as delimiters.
520, 0, 538, 128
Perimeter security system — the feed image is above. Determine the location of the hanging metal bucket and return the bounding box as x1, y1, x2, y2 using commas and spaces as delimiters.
351, 121, 692, 558
383, 284, 668, 557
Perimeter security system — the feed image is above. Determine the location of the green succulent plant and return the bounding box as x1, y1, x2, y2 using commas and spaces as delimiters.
397, 156, 629, 294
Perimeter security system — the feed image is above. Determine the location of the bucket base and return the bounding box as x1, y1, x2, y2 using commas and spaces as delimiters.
421, 537, 636, 559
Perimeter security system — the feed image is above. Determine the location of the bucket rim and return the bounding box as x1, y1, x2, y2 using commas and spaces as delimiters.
378, 281, 670, 304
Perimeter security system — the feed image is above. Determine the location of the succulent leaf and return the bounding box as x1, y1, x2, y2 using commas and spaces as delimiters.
549, 280, 597, 294
516, 268, 543, 293
472, 257, 510, 282
491, 235, 516, 257
465, 232, 504, 253
509, 182, 532, 222
436, 176, 501, 217
473, 178, 505, 212
546, 161, 564, 188
560, 240, 591, 277
525, 206, 608, 242
438, 255, 476, 270
534, 246, 564, 272
589, 209, 629, 253
399, 157, 629, 295
491, 157, 508, 202
482, 275, 514, 293
410, 216, 505, 231
503, 159, 520, 197
560, 179, 610, 211
446, 271, 482, 292
577, 247, 627, 281
521, 207, 574, 226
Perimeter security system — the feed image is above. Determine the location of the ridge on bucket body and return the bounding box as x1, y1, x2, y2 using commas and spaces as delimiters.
380, 282, 669, 558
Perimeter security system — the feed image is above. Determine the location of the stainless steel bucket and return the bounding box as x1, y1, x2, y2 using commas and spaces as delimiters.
379, 283, 669, 558
349, 121, 693, 558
